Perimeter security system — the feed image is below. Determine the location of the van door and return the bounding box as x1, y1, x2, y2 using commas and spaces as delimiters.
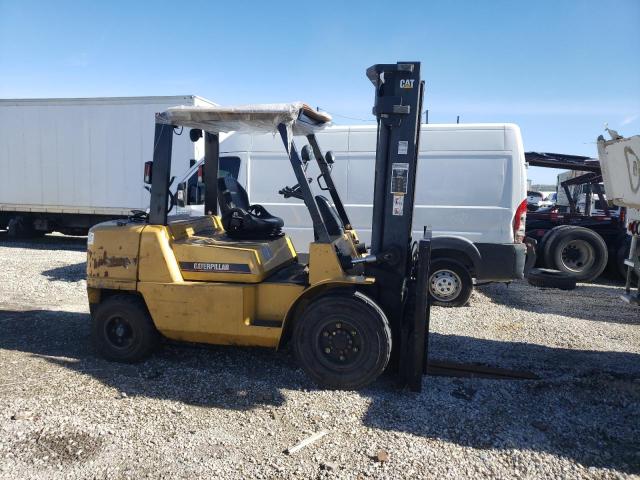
412, 152, 513, 243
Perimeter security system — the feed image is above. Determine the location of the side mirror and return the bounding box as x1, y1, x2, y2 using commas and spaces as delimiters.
176, 182, 187, 208
325, 151, 335, 165
143, 161, 153, 184
189, 129, 203, 142
301, 145, 313, 163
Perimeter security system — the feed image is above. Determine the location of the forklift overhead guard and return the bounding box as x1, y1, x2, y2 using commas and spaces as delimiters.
155, 102, 332, 136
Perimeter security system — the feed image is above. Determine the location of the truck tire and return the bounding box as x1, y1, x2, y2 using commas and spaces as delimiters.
544, 226, 608, 282
428, 259, 473, 307
92, 295, 160, 362
292, 292, 391, 390
540, 225, 573, 268
527, 268, 577, 290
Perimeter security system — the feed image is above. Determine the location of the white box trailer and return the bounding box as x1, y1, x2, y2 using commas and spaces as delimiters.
0, 95, 215, 236
597, 132, 640, 304
597, 134, 640, 212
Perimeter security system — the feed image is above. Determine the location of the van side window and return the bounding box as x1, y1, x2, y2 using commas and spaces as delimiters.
219, 156, 241, 180
187, 156, 241, 205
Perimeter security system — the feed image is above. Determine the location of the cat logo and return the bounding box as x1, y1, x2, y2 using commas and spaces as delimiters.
399, 79, 414, 89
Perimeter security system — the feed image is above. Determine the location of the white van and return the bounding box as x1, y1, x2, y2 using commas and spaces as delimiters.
175, 123, 528, 306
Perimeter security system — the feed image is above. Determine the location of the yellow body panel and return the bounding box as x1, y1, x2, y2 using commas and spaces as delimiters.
87, 215, 373, 349
87, 221, 144, 287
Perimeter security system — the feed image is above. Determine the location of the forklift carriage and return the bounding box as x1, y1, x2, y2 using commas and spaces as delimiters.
87, 62, 432, 390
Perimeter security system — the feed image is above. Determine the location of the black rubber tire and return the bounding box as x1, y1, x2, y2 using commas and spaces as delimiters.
544, 226, 608, 282
292, 292, 391, 390
527, 268, 577, 290
428, 259, 473, 307
92, 295, 160, 362
7, 216, 35, 239
540, 225, 573, 268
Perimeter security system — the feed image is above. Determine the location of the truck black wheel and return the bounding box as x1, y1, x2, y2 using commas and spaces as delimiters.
527, 268, 577, 290
92, 295, 159, 362
428, 259, 473, 307
540, 225, 573, 268
7, 216, 36, 239
545, 226, 608, 282
293, 292, 391, 390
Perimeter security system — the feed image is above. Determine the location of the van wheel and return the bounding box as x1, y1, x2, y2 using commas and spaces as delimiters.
428, 259, 473, 307
92, 295, 160, 362
293, 292, 391, 390
544, 226, 608, 282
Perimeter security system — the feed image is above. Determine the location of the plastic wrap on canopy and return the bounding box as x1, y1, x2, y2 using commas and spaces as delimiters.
155, 102, 332, 136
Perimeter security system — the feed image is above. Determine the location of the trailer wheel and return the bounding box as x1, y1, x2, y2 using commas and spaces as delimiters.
428, 259, 473, 307
7, 216, 37, 239
527, 268, 577, 290
540, 225, 573, 268
545, 226, 608, 282
293, 292, 391, 390
92, 295, 159, 362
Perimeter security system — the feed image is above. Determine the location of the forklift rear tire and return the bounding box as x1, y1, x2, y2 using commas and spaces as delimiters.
292, 292, 391, 390
92, 295, 159, 363
428, 259, 473, 307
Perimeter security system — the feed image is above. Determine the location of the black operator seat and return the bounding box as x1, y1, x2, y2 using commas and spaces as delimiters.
217, 176, 284, 239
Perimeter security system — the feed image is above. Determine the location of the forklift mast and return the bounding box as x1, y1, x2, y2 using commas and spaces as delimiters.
365, 63, 425, 378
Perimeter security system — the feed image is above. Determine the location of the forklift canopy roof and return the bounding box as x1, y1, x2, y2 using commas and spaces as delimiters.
155, 102, 332, 136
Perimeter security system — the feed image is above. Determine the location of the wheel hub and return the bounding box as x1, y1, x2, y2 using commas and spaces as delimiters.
430, 269, 461, 301
560, 239, 594, 272
105, 316, 134, 349
319, 322, 361, 364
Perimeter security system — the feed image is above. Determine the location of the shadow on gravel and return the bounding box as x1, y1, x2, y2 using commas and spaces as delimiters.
479, 281, 639, 325
0, 309, 295, 412
1, 308, 638, 473
42, 262, 86, 282
0, 231, 87, 251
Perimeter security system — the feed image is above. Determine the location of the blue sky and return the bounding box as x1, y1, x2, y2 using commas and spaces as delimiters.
1, 0, 639, 185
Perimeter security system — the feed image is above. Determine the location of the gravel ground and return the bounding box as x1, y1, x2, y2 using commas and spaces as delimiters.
0, 231, 638, 479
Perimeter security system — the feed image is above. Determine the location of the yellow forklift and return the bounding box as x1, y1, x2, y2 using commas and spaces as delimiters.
87, 62, 432, 390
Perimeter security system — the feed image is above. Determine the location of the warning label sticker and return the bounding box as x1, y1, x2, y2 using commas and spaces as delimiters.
398, 141, 408, 155
392, 194, 405, 216
391, 163, 409, 194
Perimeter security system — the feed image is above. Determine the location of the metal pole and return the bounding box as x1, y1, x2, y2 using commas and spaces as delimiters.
149, 123, 174, 225
278, 124, 330, 243
203, 132, 219, 216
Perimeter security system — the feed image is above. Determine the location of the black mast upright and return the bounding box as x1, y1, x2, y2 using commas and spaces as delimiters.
365, 62, 425, 379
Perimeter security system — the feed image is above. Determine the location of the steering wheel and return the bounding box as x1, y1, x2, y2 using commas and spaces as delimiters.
279, 177, 312, 200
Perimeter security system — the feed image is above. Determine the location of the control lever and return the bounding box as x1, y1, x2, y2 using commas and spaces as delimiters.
349, 248, 401, 267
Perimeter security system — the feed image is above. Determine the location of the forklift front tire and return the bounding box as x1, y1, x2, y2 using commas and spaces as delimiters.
92, 295, 159, 363
292, 292, 391, 390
